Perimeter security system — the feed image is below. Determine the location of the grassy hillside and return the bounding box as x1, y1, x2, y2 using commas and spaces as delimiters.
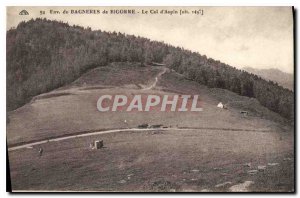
7, 18, 294, 120
9, 128, 294, 191
7, 64, 294, 191
7, 64, 290, 146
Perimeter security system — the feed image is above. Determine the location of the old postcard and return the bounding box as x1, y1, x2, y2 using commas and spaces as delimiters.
6, 6, 294, 192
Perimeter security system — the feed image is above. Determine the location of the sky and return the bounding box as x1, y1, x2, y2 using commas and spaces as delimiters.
7, 6, 294, 73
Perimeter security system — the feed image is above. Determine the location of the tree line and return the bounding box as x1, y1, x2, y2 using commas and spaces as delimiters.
7, 18, 294, 120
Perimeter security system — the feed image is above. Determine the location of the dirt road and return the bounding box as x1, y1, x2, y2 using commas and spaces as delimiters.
8, 126, 274, 152
142, 67, 168, 90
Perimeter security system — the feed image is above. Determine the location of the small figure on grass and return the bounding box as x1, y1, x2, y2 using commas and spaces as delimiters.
38, 147, 43, 157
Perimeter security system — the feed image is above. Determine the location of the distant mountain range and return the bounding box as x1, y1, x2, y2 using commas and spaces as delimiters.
243, 67, 293, 91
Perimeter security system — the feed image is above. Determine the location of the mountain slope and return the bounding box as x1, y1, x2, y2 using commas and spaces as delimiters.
7, 18, 294, 120
7, 63, 294, 191
7, 63, 290, 145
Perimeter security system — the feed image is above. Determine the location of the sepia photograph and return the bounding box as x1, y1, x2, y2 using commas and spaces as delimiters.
6, 6, 295, 192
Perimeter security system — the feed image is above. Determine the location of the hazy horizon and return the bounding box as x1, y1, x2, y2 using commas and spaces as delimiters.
7, 6, 294, 74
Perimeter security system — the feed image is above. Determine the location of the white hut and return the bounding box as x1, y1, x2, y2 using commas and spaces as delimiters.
217, 102, 224, 108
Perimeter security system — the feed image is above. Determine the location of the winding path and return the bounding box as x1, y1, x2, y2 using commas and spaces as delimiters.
8, 127, 271, 152
142, 67, 168, 90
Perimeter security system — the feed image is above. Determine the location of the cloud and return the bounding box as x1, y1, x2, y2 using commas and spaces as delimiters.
238, 44, 249, 52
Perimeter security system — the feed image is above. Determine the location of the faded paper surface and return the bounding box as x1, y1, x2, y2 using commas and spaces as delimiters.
7, 6, 294, 192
